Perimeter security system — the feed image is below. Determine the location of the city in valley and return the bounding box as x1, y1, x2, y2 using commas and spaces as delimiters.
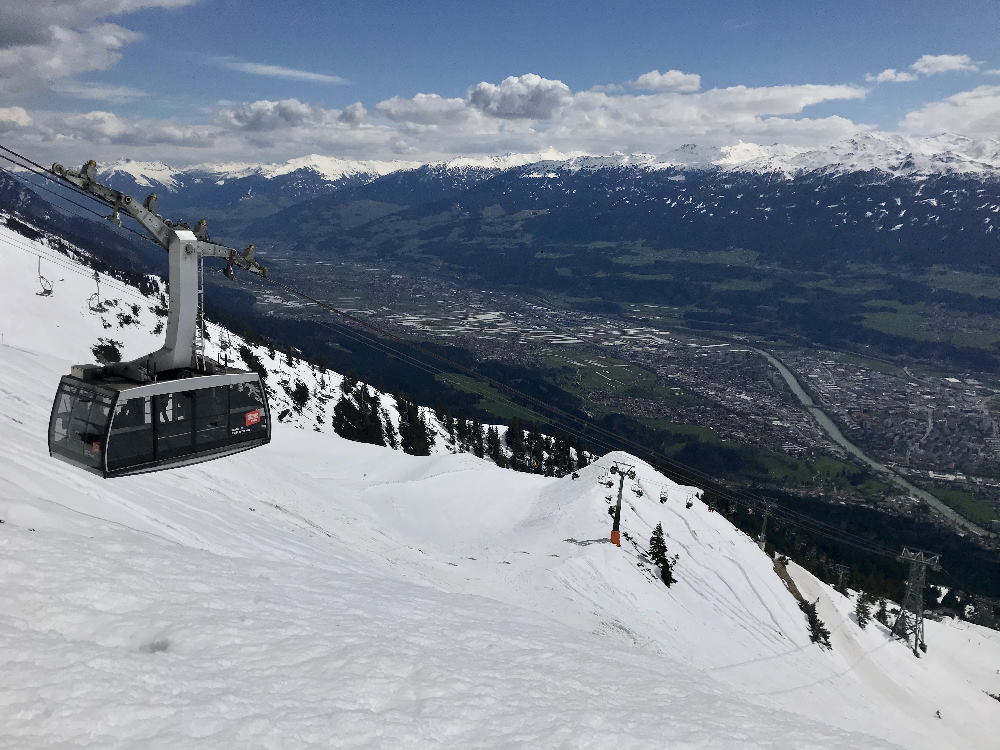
262, 257, 1000, 543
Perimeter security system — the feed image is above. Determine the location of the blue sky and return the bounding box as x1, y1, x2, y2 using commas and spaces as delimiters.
1, 0, 998, 165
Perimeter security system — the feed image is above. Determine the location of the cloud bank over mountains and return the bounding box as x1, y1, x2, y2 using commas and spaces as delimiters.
0, 2, 998, 166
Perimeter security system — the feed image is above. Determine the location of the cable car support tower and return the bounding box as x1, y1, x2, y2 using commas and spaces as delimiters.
51, 160, 266, 382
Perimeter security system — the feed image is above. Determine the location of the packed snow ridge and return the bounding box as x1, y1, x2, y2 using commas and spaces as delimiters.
2, 218, 1000, 749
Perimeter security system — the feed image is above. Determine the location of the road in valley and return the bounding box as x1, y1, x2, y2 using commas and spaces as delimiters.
757, 349, 988, 538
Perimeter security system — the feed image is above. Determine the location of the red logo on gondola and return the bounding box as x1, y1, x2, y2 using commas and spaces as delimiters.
245, 409, 261, 427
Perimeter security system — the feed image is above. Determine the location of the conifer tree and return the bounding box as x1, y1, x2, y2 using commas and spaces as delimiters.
382, 409, 399, 450
648, 523, 677, 587
875, 597, 889, 627
433, 404, 448, 424
332, 385, 385, 446
471, 420, 485, 458
506, 418, 525, 470
799, 598, 832, 649
396, 396, 432, 456
290, 380, 310, 411
855, 591, 874, 629
485, 426, 507, 468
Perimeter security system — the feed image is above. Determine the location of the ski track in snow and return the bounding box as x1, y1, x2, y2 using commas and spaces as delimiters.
1, 220, 999, 748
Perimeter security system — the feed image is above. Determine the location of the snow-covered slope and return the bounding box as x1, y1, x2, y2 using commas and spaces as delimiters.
1, 221, 999, 749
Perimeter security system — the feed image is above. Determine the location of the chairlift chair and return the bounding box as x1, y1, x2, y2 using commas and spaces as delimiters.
36, 257, 53, 296
47, 160, 270, 477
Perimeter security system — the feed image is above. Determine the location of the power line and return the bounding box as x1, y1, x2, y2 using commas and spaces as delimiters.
0, 149, 158, 248
0, 161, 111, 222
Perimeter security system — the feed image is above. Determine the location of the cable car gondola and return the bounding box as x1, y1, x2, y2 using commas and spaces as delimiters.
46, 160, 271, 477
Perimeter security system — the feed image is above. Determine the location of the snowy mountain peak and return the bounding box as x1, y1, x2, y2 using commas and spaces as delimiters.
725, 131, 1000, 177
439, 149, 585, 171
194, 153, 423, 182
97, 158, 181, 190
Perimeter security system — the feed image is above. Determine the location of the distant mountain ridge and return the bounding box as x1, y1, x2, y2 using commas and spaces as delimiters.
53, 131, 993, 241
92, 131, 1000, 196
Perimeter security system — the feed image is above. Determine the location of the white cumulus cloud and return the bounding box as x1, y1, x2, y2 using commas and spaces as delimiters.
632, 69, 702, 93
338, 101, 367, 126
865, 68, 918, 84
61, 110, 211, 146
0, 23, 141, 95
0, 1, 195, 96
910, 53, 978, 75
900, 85, 1000, 138
376, 93, 472, 125
0, 105, 31, 130
8, 70, 876, 167
215, 99, 349, 131
468, 74, 572, 119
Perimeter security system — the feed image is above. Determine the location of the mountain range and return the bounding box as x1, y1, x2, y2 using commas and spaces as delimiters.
94, 131, 1000, 191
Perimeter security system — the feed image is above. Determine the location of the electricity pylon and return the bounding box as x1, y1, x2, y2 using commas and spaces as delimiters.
891, 547, 941, 656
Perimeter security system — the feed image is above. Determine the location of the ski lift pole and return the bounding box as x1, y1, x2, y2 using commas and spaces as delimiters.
609, 460, 636, 547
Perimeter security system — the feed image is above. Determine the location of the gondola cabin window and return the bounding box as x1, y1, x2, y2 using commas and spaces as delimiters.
229, 381, 267, 440
106, 396, 153, 471
49, 381, 113, 470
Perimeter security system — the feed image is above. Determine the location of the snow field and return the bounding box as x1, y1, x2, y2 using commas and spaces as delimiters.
2, 219, 999, 748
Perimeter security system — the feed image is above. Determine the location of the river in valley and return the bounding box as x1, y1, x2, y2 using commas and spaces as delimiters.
757, 349, 986, 537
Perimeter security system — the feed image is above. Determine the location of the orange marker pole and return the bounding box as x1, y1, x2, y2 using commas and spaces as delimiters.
611, 471, 624, 546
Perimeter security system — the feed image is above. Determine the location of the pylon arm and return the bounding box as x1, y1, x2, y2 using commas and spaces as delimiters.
198, 240, 267, 279
52, 159, 267, 380
52, 161, 174, 248
52, 160, 267, 280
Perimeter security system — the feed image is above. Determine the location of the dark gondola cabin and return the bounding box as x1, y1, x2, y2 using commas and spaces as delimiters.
49, 369, 270, 477
46, 159, 273, 478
